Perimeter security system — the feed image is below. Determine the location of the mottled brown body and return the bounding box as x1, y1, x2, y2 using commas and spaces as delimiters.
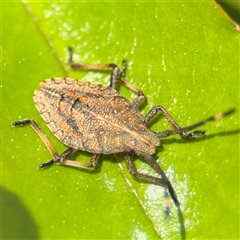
34, 78, 160, 156
12, 47, 235, 208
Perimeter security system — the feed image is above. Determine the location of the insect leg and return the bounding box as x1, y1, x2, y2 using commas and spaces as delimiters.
38, 148, 77, 169
145, 106, 191, 138
56, 153, 100, 169
12, 119, 58, 158
118, 60, 146, 106
67, 47, 120, 89
124, 152, 179, 206
68, 48, 145, 96
145, 106, 235, 139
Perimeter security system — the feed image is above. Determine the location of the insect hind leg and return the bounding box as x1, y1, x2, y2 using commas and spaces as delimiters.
37, 146, 100, 170
12, 119, 58, 158
38, 148, 78, 169
56, 153, 100, 169
67, 47, 120, 89
12, 119, 101, 170
68, 47, 145, 104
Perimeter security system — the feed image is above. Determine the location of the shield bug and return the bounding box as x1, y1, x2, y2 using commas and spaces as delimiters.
12, 47, 235, 206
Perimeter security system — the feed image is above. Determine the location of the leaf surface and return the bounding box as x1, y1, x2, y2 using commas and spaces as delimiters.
2, 2, 239, 239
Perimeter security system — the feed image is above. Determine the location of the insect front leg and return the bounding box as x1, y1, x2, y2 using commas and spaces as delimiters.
124, 152, 179, 206
145, 106, 235, 139
144, 106, 194, 138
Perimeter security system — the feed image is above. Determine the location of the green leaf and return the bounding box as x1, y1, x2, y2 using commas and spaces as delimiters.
2, 1, 239, 239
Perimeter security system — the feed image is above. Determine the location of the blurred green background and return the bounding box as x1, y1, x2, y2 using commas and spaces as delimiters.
2, 1, 239, 239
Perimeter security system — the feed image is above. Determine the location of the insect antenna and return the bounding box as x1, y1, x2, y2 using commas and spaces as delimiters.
182, 108, 235, 132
